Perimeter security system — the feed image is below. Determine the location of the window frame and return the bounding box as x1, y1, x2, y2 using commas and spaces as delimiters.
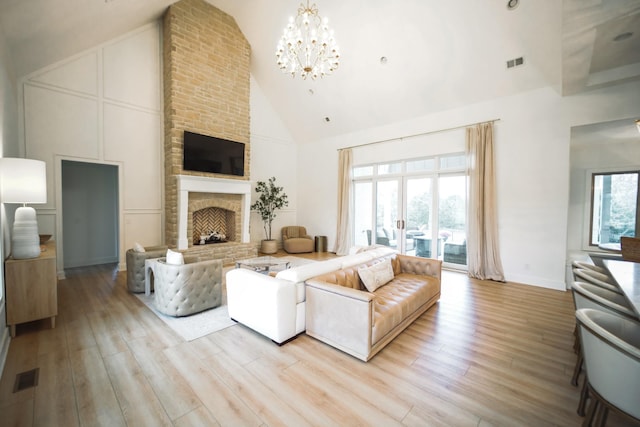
584, 167, 640, 250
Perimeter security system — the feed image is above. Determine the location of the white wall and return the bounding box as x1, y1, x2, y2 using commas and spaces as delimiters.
0, 22, 20, 380
249, 76, 298, 245
298, 81, 640, 291
20, 23, 163, 272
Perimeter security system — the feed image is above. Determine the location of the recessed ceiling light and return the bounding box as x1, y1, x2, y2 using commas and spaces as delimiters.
613, 32, 633, 42
507, 0, 519, 10
380, 56, 388, 65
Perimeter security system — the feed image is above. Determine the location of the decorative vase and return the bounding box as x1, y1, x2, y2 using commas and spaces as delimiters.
260, 239, 278, 254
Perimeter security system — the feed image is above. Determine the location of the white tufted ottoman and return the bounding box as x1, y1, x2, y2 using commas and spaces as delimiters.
153, 257, 223, 317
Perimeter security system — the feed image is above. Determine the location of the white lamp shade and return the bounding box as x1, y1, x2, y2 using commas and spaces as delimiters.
0, 158, 47, 204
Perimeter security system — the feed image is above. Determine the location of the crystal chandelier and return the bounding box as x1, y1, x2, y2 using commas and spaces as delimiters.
276, 1, 340, 79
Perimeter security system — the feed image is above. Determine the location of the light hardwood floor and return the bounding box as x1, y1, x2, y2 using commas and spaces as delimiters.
0, 255, 634, 426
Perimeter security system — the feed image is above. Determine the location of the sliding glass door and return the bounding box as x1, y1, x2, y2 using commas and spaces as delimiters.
405, 177, 434, 257
438, 175, 467, 265
353, 154, 467, 267
375, 179, 400, 250
353, 181, 373, 246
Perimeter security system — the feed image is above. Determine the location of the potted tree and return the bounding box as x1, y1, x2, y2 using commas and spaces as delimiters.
251, 176, 289, 254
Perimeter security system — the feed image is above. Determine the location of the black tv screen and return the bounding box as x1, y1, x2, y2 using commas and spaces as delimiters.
183, 131, 245, 177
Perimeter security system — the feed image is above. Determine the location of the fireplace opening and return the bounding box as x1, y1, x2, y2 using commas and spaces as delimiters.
192, 207, 236, 246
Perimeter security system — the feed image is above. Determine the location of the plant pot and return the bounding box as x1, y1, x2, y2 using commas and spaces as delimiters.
260, 239, 278, 254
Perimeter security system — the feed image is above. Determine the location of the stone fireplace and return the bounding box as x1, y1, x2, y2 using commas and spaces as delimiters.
175, 175, 251, 250
162, 0, 257, 263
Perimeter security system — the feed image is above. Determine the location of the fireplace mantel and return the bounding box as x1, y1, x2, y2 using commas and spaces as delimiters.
176, 175, 251, 250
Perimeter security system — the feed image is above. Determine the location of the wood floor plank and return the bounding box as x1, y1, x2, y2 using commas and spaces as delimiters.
126, 337, 202, 421
204, 350, 312, 427
34, 348, 79, 427
65, 316, 98, 354
207, 323, 299, 370
245, 357, 343, 427
35, 320, 68, 358
69, 347, 126, 427
162, 344, 262, 426
282, 336, 413, 421
103, 350, 173, 427
86, 309, 129, 358
284, 356, 405, 426
402, 402, 479, 427
0, 397, 34, 427
173, 405, 221, 427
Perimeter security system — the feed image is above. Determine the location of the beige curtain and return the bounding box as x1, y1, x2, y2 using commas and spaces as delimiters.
466, 122, 505, 282
334, 148, 352, 255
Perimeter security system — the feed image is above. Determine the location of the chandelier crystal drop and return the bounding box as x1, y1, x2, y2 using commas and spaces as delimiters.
275, 1, 340, 80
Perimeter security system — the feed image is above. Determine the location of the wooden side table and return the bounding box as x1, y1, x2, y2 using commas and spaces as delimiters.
4, 240, 57, 337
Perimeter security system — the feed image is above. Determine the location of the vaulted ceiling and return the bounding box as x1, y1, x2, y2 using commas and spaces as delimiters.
1, 0, 638, 144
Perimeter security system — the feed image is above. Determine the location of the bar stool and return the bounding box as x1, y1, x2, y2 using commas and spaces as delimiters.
576, 308, 640, 426
572, 260, 608, 275
571, 282, 637, 416
573, 268, 622, 294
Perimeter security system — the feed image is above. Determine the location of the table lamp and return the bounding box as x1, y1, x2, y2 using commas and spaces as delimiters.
0, 158, 47, 259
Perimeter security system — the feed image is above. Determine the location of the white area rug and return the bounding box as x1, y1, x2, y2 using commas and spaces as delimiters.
135, 255, 316, 341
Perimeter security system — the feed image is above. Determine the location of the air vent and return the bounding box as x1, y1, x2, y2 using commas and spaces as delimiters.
506, 57, 524, 69
13, 368, 39, 393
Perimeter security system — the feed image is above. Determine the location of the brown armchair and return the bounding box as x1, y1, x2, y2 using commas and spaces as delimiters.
282, 226, 314, 253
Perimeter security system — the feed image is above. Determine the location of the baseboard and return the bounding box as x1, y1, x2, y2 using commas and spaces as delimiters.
0, 304, 10, 379
64, 255, 119, 269
506, 273, 567, 291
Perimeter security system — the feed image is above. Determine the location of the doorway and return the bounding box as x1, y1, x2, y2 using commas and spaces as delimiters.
61, 160, 119, 268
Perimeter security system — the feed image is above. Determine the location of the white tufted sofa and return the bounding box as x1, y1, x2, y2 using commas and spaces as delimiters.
153, 257, 223, 317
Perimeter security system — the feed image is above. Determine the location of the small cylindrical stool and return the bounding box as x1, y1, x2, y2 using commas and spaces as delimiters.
315, 235, 327, 252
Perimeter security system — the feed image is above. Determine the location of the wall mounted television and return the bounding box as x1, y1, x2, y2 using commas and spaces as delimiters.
183, 131, 245, 177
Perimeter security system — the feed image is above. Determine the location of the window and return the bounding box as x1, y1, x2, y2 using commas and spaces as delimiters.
589, 170, 639, 246
377, 162, 402, 175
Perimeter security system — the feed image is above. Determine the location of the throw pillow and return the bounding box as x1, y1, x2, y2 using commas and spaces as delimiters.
358, 258, 395, 292
133, 242, 146, 253
166, 249, 184, 265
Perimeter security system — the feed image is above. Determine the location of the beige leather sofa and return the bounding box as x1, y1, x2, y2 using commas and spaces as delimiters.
306, 253, 441, 361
